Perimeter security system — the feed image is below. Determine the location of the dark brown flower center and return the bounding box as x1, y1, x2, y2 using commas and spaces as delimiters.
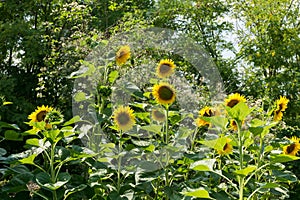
159, 64, 171, 74
204, 109, 213, 117
227, 100, 239, 108
287, 143, 296, 154
117, 112, 130, 125
36, 111, 47, 122
223, 143, 229, 151
158, 86, 174, 101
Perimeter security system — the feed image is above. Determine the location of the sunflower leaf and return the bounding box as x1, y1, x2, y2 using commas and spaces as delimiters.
190, 159, 216, 171
182, 188, 212, 199
108, 70, 119, 83
271, 154, 300, 163
235, 165, 256, 177
226, 102, 253, 121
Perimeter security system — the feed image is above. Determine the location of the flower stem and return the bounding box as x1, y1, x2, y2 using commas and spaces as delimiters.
117, 131, 123, 193
237, 120, 244, 200
50, 143, 57, 200
165, 105, 169, 144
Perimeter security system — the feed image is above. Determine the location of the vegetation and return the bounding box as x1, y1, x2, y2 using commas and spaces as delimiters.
1, 0, 300, 199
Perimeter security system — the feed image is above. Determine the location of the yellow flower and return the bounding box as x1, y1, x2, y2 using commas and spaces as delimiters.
283, 136, 300, 156
116, 45, 131, 66
156, 59, 176, 78
217, 138, 233, 155
152, 83, 176, 105
274, 96, 289, 121
230, 119, 244, 131
113, 105, 135, 132
195, 106, 214, 127
28, 105, 53, 123
151, 109, 166, 122
225, 93, 246, 108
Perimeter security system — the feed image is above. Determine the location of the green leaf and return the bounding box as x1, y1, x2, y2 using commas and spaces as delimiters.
141, 125, 162, 134
183, 188, 211, 198
4, 130, 23, 141
74, 92, 87, 102
131, 139, 151, 147
201, 116, 228, 130
144, 144, 155, 152
0, 148, 7, 156
272, 170, 298, 182
190, 159, 216, 171
108, 70, 119, 83
64, 184, 87, 200
261, 183, 279, 189
70, 60, 96, 78
25, 138, 41, 147
44, 129, 62, 143
271, 154, 300, 163
200, 137, 227, 151
63, 115, 81, 126
3, 101, 13, 105
226, 102, 253, 121
0, 121, 19, 130
235, 165, 256, 177
19, 154, 37, 165
36, 172, 71, 191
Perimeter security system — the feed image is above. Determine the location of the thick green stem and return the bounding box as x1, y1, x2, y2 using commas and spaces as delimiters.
237, 120, 244, 200
165, 105, 169, 144
117, 131, 123, 193
50, 143, 57, 200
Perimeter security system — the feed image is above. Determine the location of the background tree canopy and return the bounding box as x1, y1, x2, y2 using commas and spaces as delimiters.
0, 0, 299, 127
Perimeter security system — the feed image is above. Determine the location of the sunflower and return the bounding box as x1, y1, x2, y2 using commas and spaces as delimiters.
152, 109, 166, 122
217, 138, 233, 155
283, 136, 300, 156
28, 105, 53, 123
195, 106, 214, 127
156, 59, 176, 78
274, 96, 289, 121
152, 83, 176, 105
229, 119, 244, 131
113, 105, 135, 132
116, 45, 131, 66
225, 93, 246, 108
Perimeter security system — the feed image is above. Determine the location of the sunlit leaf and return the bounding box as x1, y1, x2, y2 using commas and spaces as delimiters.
271, 154, 300, 163
235, 165, 256, 177
190, 159, 216, 171
183, 188, 212, 198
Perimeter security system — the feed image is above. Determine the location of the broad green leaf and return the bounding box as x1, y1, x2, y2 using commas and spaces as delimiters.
4, 130, 23, 141
25, 138, 41, 147
261, 183, 279, 189
108, 70, 119, 83
131, 139, 151, 147
273, 170, 298, 182
63, 115, 81, 126
44, 129, 62, 143
226, 102, 253, 121
1, 172, 34, 193
201, 116, 228, 130
271, 154, 300, 163
135, 112, 150, 123
36, 172, 71, 191
74, 92, 87, 102
70, 60, 96, 78
144, 144, 155, 152
141, 125, 162, 134
19, 154, 37, 165
235, 165, 256, 177
190, 159, 216, 171
200, 137, 227, 151
183, 188, 211, 198
0, 122, 19, 130
64, 184, 87, 200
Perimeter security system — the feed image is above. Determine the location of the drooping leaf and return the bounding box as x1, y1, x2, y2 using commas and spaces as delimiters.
235, 165, 256, 177
183, 188, 212, 199
190, 159, 216, 171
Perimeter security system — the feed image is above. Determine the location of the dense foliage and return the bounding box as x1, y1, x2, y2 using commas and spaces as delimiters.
1, 0, 300, 199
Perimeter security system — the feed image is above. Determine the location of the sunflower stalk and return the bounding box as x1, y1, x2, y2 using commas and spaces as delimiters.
237, 120, 245, 200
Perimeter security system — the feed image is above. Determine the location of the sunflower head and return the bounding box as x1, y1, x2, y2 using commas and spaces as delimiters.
113, 105, 135, 132
274, 96, 289, 121
116, 45, 131, 66
196, 106, 214, 127
28, 105, 53, 123
225, 93, 246, 108
230, 120, 238, 131
283, 136, 300, 156
152, 109, 166, 122
217, 138, 233, 155
156, 59, 176, 78
152, 83, 176, 105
